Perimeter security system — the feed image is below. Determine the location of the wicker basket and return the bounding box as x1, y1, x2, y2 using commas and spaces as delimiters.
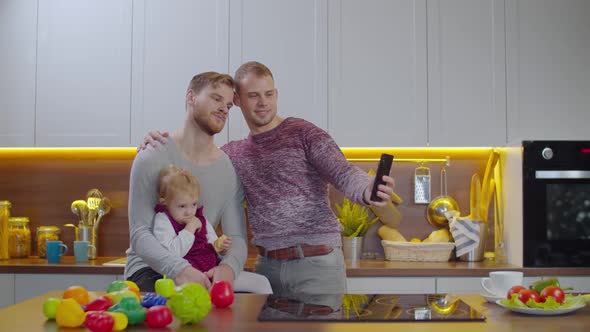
381, 240, 455, 262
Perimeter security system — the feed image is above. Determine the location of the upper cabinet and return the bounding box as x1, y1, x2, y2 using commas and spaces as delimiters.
0, 0, 37, 147
35, 0, 133, 146
427, 0, 507, 146
130, 0, 230, 147
227, 0, 328, 142
328, 0, 428, 147
506, 0, 590, 143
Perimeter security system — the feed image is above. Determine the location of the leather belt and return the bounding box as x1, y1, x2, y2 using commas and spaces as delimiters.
257, 244, 333, 260
267, 298, 334, 316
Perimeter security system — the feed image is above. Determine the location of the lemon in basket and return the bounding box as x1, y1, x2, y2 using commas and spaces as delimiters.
410, 238, 422, 243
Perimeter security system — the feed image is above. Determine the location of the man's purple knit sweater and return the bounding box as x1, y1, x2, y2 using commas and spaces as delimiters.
222, 117, 370, 251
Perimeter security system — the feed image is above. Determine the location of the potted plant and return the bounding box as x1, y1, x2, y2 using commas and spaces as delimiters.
335, 197, 378, 260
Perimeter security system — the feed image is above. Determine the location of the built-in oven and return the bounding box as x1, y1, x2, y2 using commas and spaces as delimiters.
523, 140, 590, 267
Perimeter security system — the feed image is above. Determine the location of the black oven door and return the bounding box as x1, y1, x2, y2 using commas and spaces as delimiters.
523, 141, 590, 267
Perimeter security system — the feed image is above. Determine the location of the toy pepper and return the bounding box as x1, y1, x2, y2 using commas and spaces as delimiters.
86, 296, 114, 312
107, 297, 146, 325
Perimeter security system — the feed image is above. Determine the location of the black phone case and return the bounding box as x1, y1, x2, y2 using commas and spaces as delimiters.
370, 154, 394, 202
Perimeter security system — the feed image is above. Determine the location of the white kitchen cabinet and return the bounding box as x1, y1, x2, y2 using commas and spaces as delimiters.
0, 0, 37, 147
227, 0, 328, 142
427, 0, 507, 146
328, 0, 428, 147
14, 273, 119, 303
436, 276, 538, 294
0, 274, 15, 308
35, 0, 133, 147
346, 277, 435, 294
130, 0, 231, 147
506, 0, 590, 142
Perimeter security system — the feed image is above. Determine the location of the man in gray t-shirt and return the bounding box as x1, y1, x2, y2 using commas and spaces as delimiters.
125, 72, 248, 291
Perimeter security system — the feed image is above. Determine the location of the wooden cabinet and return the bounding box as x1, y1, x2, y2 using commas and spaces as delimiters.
130, 0, 230, 147
328, 0, 428, 147
0, 0, 37, 147
506, 0, 590, 142
35, 0, 133, 147
427, 0, 507, 146
227, 0, 328, 142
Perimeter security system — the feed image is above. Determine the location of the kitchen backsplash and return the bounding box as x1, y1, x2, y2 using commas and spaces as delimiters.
0, 148, 498, 257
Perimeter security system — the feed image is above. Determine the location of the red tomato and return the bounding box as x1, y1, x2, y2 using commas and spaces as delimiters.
518, 289, 542, 303
210, 281, 234, 308
540, 286, 565, 304
145, 305, 173, 328
506, 285, 527, 300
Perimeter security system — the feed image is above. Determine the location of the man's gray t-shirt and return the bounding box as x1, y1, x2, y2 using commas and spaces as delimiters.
124, 139, 247, 280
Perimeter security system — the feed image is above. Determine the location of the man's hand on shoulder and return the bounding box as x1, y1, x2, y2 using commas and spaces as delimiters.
137, 130, 170, 152
175, 265, 212, 289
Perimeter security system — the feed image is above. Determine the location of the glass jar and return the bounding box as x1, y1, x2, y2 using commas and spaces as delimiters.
36, 226, 60, 258
8, 217, 31, 258
0, 201, 11, 260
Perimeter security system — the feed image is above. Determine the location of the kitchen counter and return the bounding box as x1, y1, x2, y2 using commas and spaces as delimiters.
0, 291, 588, 332
1, 256, 590, 277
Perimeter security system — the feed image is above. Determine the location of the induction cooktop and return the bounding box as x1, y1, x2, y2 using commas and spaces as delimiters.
258, 294, 486, 322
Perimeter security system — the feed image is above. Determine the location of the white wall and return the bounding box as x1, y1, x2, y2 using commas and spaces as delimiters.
1, 0, 589, 147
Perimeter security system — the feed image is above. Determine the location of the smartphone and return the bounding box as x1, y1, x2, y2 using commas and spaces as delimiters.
370, 153, 394, 202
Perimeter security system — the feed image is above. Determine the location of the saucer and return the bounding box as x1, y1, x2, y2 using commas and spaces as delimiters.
480, 291, 504, 303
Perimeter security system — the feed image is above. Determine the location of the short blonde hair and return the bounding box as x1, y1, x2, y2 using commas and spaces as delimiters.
158, 165, 200, 204
234, 61, 274, 94
188, 71, 234, 95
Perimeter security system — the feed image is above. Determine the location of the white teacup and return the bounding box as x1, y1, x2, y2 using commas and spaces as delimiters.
481, 271, 524, 296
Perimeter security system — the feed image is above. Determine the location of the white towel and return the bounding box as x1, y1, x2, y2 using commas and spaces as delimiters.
445, 211, 481, 257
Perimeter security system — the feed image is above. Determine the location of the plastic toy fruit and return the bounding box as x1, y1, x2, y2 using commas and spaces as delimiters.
63, 285, 90, 305
155, 275, 176, 298
106, 312, 128, 331
141, 292, 167, 308
167, 282, 212, 324
42, 297, 61, 319
85, 295, 114, 312
107, 297, 146, 325
210, 281, 234, 308
55, 298, 86, 328
106, 280, 128, 293
85, 311, 114, 332
145, 305, 173, 328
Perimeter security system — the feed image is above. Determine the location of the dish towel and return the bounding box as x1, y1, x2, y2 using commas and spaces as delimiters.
445, 211, 481, 257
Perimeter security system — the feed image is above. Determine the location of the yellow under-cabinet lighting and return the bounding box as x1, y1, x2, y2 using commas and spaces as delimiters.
0, 146, 500, 161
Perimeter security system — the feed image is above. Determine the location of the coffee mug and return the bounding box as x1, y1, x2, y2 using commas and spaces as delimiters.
74, 241, 97, 263
46, 240, 68, 264
481, 271, 524, 296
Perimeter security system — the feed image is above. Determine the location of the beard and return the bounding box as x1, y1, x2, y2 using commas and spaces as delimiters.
194, 112, 226, 136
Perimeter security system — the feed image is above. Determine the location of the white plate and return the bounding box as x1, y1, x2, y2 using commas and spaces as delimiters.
495, 300, 586, 315
481, 292, 504, 303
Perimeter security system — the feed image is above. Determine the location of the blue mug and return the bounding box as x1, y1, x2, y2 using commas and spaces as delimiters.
74, 241, 96, 263
46, 240, 68, 263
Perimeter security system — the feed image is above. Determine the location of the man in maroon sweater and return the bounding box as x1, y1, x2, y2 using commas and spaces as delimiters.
141, 62, 395, 296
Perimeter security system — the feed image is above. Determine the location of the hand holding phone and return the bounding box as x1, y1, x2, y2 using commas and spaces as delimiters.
370, 153, 394, 202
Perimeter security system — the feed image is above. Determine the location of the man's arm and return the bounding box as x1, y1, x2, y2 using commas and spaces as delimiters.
215, 167, 248, 282
303, 124, 394, 205
128, 149, 191, 278
153, 212, 194, 257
